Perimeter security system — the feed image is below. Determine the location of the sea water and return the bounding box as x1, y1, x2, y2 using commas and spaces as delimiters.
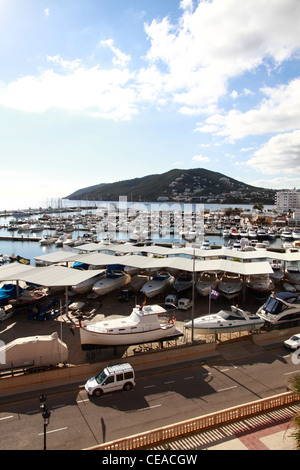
0, 198, 286, 265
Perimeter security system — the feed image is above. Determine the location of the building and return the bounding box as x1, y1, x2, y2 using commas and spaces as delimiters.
275, 189, 300, 211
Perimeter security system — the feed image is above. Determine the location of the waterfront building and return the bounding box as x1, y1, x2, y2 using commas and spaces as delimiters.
275, 189, 300, 211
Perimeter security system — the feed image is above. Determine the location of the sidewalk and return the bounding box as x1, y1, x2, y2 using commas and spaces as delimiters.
151, 404, 300, 451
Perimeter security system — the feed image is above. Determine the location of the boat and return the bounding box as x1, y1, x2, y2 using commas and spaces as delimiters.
184, 305, 264, 334
230, 228, 239, 238
285, 265, 300, 284
141, 272, 174, 298
71, 271, 106, 294
0, 332, 68, 370
0, 284, 23, 306
79, 303, 178, 348
248, 229, 257, 239
174, 273, 193, 293
39, 234, 56, 245
217, 273, 243, 299
201, 239, 210, 250
257, 292, 300, 326
222, 228, 231, 238
10, 289, 47, 309
245, 274, 275, 300
92, 271, 131, 296
269, 262, 285, 283
280, 229, 293, 241
196, 271, 219, 296
292, 230, 300, 240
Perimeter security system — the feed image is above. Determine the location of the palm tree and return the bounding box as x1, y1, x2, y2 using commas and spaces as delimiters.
289, 375, 300, 450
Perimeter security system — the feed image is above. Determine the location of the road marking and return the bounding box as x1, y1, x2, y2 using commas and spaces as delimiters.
144, 385, 155, 389
0, 415, 13, 421
77, 398, 90, 403
284, 369, 300, 376
164, 380, 175, 384
137, 404, 162, 412
38, 427, 68, 436
217, 386, 237, 392
184, 376, 194, 380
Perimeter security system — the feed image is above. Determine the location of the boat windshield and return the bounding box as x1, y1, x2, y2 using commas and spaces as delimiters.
264, 297, 285, 315
221, 308, 246, 320
95, 370, 107, 384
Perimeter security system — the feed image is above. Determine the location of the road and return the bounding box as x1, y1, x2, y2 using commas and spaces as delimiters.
0, 343, 299, 450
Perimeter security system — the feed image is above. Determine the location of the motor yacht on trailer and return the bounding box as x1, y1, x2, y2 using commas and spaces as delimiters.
184, 305, 264, 334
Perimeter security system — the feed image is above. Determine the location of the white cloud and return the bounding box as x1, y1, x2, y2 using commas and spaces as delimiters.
247, 129, 300, 175
196, 78, 300, 140
144, 0, 300, 113
192, 155, 210, 163
99, 39, 131, 67
44, 8, 50, 17
0, 56, 137, 120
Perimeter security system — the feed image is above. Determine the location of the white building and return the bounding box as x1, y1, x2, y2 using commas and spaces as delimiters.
275, 189, 300, 211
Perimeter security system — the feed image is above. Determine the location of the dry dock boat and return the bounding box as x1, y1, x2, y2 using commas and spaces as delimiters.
79, 303, 177, 348
184, 305, 264, 334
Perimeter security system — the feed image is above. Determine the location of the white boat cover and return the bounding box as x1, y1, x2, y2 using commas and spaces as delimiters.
0, 332, 68, 369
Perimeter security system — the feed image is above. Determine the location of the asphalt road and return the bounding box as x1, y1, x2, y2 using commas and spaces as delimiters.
0, 342, 299, 450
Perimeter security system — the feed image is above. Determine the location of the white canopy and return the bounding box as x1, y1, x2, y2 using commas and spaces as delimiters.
0, 263, 105, 287
33, 251, 274, 276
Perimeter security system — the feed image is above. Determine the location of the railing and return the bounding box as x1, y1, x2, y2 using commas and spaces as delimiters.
84, 391, 300, 450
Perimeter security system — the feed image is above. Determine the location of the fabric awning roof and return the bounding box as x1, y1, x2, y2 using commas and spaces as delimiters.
34, 251, 274, 275
73, 242, 300, 262
0, 263, 105, 287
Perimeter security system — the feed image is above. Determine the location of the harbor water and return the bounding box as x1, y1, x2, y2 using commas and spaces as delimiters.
0, 198, 295, 266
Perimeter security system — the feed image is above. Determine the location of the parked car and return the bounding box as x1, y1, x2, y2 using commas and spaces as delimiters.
118, 289, 134, 302
178, 298, 193, 310
284, 333, 300, 350
85, 363, 135, 397
165, 294, 178, 309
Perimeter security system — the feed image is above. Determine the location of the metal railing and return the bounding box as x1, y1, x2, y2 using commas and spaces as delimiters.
84, 391, 300, 450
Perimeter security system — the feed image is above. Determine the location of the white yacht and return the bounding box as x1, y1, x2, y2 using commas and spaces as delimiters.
217, 273, 243, 299
92, 272, 131, 296
174, 273, 193, 293
257, 292, 300, 326
39, 234, 57, 245
72, 271, 106, 294
196, 271, 219, 296
184, 306, 264, 334
269, 262, 285, 284
245, 274, 275, 300
141, 272, 174, 298
285, 265, 300, 284
79, 304, 178, 347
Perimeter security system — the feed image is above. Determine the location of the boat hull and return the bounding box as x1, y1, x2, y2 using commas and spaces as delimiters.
79, 323, 177, 347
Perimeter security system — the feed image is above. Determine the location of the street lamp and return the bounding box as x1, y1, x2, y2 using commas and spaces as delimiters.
39, 394, 51, 450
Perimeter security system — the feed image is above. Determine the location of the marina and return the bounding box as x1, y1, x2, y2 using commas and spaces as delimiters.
0, 199, 299, 373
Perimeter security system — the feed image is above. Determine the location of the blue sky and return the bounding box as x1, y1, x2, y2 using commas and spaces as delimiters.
0, 0, 300, 203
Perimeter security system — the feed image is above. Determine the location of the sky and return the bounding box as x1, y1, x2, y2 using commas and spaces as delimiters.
0, 0, 300, 205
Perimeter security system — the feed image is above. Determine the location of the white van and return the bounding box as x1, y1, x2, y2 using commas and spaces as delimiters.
85, 363, 135, 397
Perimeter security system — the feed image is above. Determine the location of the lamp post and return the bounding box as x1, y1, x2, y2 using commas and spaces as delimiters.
39, 394, 51, 450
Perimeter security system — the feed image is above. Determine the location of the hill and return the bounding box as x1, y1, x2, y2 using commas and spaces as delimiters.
65, 168, 276, 204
